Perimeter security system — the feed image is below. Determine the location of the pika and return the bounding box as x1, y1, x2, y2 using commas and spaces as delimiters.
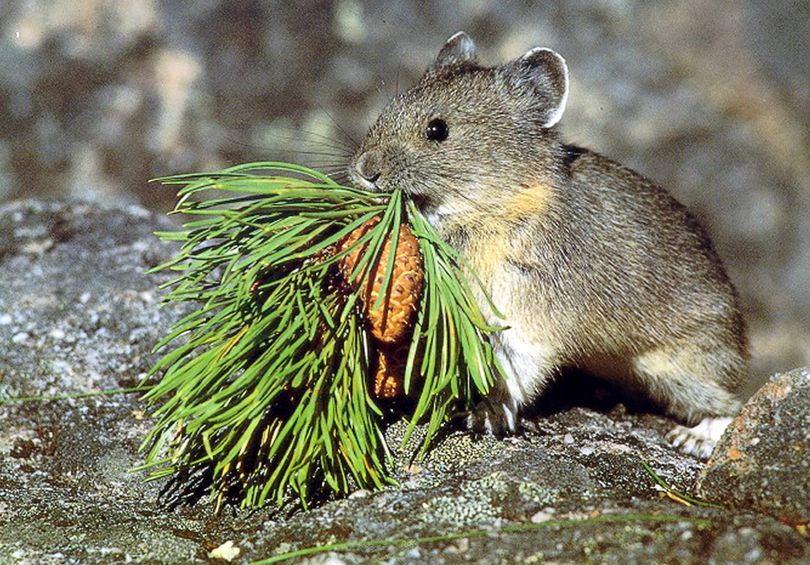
349, 32, 749, 457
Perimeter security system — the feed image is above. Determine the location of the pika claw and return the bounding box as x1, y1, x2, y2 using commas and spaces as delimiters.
467, 400, 519, 437
667, 416, 733, 460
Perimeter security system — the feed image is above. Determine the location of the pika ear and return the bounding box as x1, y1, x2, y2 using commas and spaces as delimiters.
432, 31, 477, 69
502, 47, 569, 128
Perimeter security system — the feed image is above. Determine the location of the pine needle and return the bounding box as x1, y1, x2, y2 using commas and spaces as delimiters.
139, 161, 504, 508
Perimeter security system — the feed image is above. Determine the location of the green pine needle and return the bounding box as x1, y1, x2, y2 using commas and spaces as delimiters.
138, 161, 505, 509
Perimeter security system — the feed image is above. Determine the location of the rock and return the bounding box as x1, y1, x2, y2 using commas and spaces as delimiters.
698, 368, 810, 525
0, 200, 244, 563
0, 200, 807, 563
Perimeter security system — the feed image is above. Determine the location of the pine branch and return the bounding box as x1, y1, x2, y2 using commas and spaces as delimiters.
138, 161, 505, 509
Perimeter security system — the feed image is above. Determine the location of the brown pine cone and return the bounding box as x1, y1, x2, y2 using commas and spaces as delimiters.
336, 218, 423, 345
373, 343, 411, 399
332, 216, 424, 400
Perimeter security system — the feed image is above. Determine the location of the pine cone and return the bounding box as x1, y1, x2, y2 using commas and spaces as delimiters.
373, 343, 411, 399
334, 216, 424, 399
336, 218, 423, 344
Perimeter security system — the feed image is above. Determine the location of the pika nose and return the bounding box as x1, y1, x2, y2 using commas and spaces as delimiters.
354, 149, 382, 184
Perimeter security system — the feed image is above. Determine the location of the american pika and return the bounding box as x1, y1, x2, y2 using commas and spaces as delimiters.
349, 32, 749, 455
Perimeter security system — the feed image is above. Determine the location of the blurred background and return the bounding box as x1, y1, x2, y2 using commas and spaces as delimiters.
0, 0, 808, 393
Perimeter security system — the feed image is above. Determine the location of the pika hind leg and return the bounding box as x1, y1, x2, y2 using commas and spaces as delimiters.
631, 345, 742, 423
468, 330, 557, 436
631, 345, 743, 458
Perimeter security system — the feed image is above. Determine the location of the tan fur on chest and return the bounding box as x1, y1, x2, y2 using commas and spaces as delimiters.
463, 228, 509, 286
449, 180, 552, 283
438, 181, 554, 328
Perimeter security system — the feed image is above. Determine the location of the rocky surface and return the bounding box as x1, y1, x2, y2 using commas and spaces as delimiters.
0, 1, 809, 389
1, 200, 808, 563
699, 368, 810, 526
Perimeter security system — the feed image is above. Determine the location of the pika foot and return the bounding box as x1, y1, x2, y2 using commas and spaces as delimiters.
666, 416, 733, 460
466, 400, 519, 437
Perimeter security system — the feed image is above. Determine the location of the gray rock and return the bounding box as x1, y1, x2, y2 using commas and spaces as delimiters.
698, 368, 810, 525
1, 200, 807, 564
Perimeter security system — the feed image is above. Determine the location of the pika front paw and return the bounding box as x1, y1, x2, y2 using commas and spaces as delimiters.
466, 400, 520, 437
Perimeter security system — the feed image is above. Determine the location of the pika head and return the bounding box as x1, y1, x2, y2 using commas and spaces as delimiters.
350, 32, 569, 219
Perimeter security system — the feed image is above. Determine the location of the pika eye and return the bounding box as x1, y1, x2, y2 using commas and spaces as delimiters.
425, 118, 448, 142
